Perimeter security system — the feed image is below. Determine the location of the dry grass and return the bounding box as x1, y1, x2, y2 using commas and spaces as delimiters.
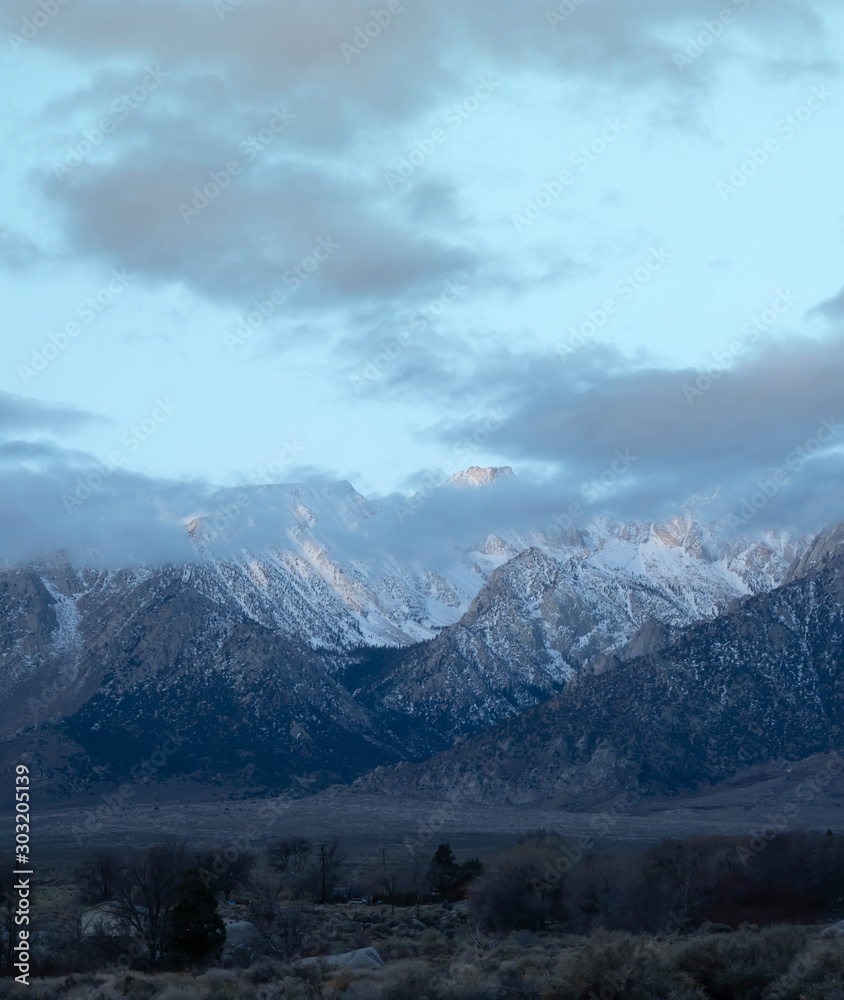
7, 909, 844, 1000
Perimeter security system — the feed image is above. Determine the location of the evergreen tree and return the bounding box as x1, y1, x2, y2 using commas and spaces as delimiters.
169, 868, 226, 965
428, 844, 461, 894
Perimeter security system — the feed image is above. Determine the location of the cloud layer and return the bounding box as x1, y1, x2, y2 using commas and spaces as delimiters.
1, 0, 842, 561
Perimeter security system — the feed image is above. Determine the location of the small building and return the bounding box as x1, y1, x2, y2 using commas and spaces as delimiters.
79, 902, 125, 937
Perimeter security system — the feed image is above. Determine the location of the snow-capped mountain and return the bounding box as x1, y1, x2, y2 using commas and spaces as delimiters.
187, 480, 478, 648
351, 526, 844, 808
183, 474, 803, 654
350, 518, 806, 754
0, 469, 811, 799
446, 465, 515, 488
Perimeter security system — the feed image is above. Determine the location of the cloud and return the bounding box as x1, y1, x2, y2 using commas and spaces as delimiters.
809, 285, 844, 319
0, 228, 42, 271
1, 0, 840, 564
413, 332, 844, 532
0, 392, 101, 437
0, 465, 200, 568
18, 0, 835, 329
0, 394, 196, 566
3, 0, 829, 102
42, 132, 476, 315
0, 353, 840, 571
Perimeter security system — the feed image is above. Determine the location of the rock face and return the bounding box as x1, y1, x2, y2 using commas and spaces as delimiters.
784, 521, 844, 584
446, 466, 515, 488
0, 563, 400, 800
350, 523, 805, 755
0, 472, 815, 801
298, 947, 384, 971
351, 534, 844, 807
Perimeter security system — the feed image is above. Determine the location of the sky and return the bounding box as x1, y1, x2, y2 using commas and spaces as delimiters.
1, 0, 844, 563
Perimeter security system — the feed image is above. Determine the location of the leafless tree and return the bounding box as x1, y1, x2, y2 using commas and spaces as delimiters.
73, 850, 124, 905
194, 847, 256, 899
247, 902, 312, 961
111, 841, 187, 970
268, 837, 311, 875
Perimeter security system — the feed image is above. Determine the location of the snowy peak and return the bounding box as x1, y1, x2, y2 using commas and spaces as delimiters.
446, 466, 514, 488
783, 521, 844, 583
180, 477, 807, 655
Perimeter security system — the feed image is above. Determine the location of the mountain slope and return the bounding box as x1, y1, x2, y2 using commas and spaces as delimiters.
350, 531, 844, 807
350, 520, 805, 753
1, 563, 401, 800
0, 473, 810, 799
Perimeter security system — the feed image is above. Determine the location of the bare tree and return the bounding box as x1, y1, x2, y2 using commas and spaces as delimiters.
195, 847, 256, 899
73, 850, 124, 905
112, 841, 187, 970
247, 901, 312, 961
268, 837, 311, 875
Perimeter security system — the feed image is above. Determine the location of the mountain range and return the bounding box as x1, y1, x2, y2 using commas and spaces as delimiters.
3, 467, 837, 812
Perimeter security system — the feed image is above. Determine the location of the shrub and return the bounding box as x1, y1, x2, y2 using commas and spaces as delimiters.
764, 936, 844, 1000
382, 961, 443, 1000
468, 834, 575, 932
331, 968, 355, 993
671, 925, 809, 999
542, 931, 700, 1000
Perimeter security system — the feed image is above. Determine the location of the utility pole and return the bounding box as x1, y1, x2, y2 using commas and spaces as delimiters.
319, 844, 326, 905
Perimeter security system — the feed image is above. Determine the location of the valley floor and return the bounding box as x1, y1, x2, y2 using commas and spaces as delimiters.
23, 754, 844, 852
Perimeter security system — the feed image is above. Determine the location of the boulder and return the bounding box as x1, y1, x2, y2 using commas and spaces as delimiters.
297, 947, 384, 972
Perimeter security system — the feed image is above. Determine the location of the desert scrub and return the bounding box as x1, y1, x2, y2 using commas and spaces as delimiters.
379, 936, 424, 961
0, 978, 109, 1000
671, 924, 810, 998
422, 929, 446, 955
112, 975, 164, 1000
763, 935, 844, 1000
206, 975, 250, 1000
541, 930, 696, 1000
381, 961, 443, 1000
